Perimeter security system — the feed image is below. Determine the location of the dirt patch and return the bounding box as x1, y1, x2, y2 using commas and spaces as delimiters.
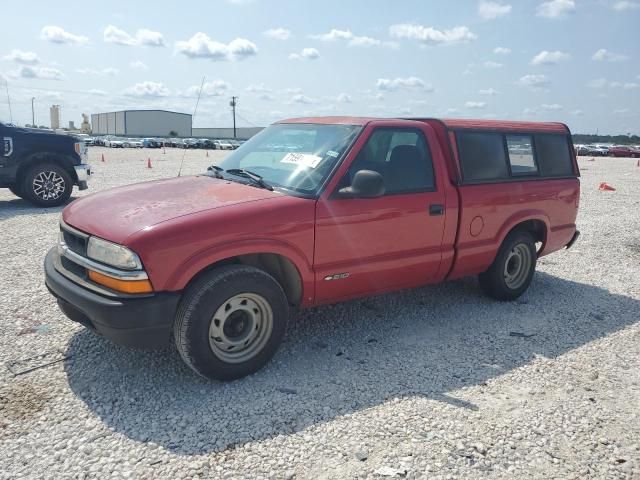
0, 381, 51, 431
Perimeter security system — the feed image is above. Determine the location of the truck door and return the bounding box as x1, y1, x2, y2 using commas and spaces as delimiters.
314, 123, 447, 303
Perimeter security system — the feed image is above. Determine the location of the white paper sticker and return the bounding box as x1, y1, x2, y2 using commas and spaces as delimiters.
280, 152, 323, 168
326, 150, 339, 158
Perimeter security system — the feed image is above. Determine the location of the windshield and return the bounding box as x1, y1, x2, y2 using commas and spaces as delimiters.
218, 123, 361, 194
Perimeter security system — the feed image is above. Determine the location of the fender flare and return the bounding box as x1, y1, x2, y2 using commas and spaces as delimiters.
493, 210, 551, 257
165, 238, 315, 303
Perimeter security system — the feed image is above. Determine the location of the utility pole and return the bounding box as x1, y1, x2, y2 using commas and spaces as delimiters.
230, 96, 238, 139
31, 97, 35, 126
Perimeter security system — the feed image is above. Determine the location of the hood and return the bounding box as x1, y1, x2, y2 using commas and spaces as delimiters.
63, 175, 282, 244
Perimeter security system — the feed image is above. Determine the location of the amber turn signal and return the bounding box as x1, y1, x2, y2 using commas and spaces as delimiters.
88, 270, 153, 294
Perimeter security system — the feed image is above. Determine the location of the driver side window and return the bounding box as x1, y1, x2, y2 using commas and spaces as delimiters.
344, 128, 435, 194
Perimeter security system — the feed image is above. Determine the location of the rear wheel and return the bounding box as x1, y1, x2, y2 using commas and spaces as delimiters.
22, 163, 73, 207
479, 230, 537, 301
174, 265, 289, 381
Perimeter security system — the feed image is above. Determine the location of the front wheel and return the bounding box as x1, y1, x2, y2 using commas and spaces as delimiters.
479, 230, 537, 301
174, 265, 289, 381
22, 163, 73, 207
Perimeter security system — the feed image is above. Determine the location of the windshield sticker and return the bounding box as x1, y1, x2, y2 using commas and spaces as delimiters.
280, 152, 323, 168
326, 150, 339, 158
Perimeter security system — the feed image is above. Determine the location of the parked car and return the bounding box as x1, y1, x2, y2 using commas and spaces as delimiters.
608, 145, 640, 158
0, 121, 91, 206
591, 145, 610, 156
122, 138, 143, 148
45, 117, 580, 380
104, 137, 124, 148
142, 138, 160, 148
212, 139, 233, 150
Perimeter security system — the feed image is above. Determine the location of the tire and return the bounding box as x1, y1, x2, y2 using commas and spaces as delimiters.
22, 162, 73, 207
479, 230, 537, 301
9, 184, 22, 198
174, 265, 289, 381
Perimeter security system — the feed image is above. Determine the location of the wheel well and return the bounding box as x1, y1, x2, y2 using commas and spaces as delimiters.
188, 253, 303, 306
509, 219, 547, 253
16, 153, 77, 185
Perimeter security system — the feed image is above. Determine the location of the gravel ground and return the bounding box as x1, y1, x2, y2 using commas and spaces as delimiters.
1, 147, 639, 480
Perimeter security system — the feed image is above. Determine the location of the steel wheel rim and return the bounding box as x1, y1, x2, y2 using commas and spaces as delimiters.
33, 171, 65, 201
503, 244, 532, 290
208, 293, 273, 364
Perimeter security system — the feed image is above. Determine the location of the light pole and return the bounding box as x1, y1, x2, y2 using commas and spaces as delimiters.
31, 97, 35, 126
230, 96, 238, 139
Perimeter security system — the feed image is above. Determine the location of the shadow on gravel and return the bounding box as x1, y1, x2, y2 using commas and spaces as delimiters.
0, 197, 76, 220
64, 272, 639, 455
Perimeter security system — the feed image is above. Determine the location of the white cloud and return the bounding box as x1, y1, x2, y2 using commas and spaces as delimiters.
310, 29, 383, 47
517, 74, 550, 88
623, 82, 640, 89
130, 60, 148, 70
376, 76, 432, 91
337, 93, 352, 103
479, 88, 500, 95
125, 81, 170, 97
11, 65, 63, 80
41, 26, 88, 45
612, 1, 640, 10
613, 108, 630, 114
531, 50, 570, 65
541, 103, 563, 110
478, 1, 512, 19
104, 26, 165, 47
289, 47, 320, 60
465, 101, 487, 109
263, 28, 292, 40
175, 33, 258, 61
103, 25, 136, 45
75, 67, 119, 76
246, 83, 272, 93
183, 79, 229, 97
291, 94, 314, 104
592, 48, 628, 62
571, 109, 584, 116
4, 49, 40, 65
483, 61, 503, 68
494, 46, 511, 55
88, 89, 107, 96
136, 29, 165, 47
536, 0, 575, 17
389, 24, 477, 46
589, 78, 640, 89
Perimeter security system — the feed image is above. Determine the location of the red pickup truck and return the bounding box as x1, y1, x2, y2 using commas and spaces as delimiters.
45, 117, 580, 380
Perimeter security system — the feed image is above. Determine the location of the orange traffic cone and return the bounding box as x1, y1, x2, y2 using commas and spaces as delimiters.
101, 153, 105, 162
147, 158, 152, 169
598, 182, 615, 191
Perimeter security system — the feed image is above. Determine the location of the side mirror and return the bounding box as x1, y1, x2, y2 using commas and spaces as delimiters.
338, 170, 385, 198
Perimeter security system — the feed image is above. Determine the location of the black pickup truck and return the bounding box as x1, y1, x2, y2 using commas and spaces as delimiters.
1, 122, 91, 207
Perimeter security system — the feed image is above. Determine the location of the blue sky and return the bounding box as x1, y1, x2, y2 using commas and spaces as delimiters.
1, 0, 638, 134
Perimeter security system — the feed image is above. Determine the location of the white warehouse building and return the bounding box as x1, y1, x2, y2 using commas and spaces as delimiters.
91, 110, 192, 137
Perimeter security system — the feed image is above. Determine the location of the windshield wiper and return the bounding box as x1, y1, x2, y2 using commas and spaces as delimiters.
206, 165, 225, 179
225, 168, 274, 191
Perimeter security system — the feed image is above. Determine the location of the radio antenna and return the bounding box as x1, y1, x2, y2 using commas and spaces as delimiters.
4, 78, 13, 123
177, 76, 205, 177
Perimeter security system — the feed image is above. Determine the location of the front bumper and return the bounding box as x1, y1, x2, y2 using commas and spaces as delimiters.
44, 248, 180, 348
74, 164, 91, 190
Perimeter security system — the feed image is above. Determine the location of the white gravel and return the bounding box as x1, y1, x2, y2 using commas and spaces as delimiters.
1, 148, 639, 479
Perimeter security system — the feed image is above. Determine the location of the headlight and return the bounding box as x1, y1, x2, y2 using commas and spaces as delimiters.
87, 237, 142, 270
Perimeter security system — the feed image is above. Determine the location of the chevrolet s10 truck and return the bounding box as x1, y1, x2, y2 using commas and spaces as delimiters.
45, 117, 580, 380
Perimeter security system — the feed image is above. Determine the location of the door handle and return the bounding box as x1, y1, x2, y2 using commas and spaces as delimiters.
429, 204, 444, 216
